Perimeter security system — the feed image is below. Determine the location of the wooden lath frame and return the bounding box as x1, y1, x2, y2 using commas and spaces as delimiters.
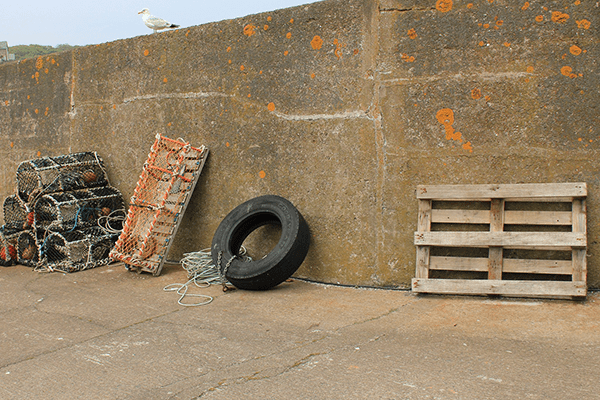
412, 183, 587, 299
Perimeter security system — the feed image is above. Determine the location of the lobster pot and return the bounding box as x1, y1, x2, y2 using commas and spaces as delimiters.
39, 226, 119, 273
16, 152, 109, 203
3, 195, 31, 230
110, 134, 208, 276
34, 186, 124, 231
0, 226, 20, 266
17, 230, 40, 267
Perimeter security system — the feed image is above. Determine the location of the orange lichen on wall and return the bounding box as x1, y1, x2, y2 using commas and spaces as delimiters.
259, 170, 266, 179
143, 49, 149, 56
35, 57, 43, 70
407, 28, 417, 39
333, 39, 344, 59
576, 19, 591, 29
311, 36, 323, 50
401, 53, 415, 62
286, 32, 292, 39
527, 66, 534, 73
522, 2, 530, 10
551, 11, 569, 23
436, 0, 453, 13
471, 88, 482, 100
570, 45, 582, 55
436, 108, 465, 144
243, 24, 256, 36
267, 102, 275, 112
535, 15, 544, 22
561, 66, 580, 78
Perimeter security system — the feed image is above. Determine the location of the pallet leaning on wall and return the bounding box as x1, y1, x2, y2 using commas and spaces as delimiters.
412, 182, 587, 299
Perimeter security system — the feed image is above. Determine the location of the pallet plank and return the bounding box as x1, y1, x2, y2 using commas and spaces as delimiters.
431, 210, 573, 225
572, 199, 587, 282
411, 278, 586, 298
414, 231, 586, 249
430, 256, 573, 275
415, 199, 432, 279
417, 182, 586, 200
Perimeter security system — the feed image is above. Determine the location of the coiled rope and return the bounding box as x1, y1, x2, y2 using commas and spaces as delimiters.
164, 248, 248, 306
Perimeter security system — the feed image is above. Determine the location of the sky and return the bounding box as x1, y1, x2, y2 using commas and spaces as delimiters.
3, 0, 314, 47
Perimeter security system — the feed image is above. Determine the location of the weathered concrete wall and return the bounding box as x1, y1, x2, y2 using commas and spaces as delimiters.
0, 0, 598, 288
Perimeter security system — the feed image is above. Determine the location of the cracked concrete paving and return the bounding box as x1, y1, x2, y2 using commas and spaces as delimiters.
1, 263, 599, 400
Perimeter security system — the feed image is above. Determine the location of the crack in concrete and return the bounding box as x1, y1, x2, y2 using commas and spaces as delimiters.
0, 307, 184, 369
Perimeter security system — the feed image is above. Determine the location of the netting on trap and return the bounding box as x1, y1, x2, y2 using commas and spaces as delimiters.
110, 134, 208, 276
3, 195, 31, 230
17, 230, 40, 267
16, 152, 108, 203
33, 186, 124, 231
0, 226, 20, 266
37, 226, 119, 273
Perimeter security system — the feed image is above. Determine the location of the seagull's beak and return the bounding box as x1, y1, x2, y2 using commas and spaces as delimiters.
138, 10, 143, 14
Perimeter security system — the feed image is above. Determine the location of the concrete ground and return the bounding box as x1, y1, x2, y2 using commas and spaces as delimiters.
1, 263, 599, 400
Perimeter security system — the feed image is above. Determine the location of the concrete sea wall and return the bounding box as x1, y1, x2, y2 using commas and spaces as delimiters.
0, 0, 598, 288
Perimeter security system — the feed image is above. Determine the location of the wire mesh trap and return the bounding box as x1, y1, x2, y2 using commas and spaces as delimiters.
34, 186, 124, 232
17, 230, 40, 267
0, 226, 20, 267
2, 151, 125, 272
110, 134, 209, 276
37, 227, 119, 273
16, 151, 108, 204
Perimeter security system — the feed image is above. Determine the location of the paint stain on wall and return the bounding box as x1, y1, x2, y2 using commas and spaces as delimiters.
436, 0, 453, 13
243, 24, 256, 37
311, 35, 323, 50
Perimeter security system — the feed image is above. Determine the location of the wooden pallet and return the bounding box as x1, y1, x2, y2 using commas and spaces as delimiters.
412, 183, 587, 299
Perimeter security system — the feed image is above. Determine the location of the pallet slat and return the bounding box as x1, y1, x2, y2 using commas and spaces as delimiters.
417, 182, 586, 200
411, 278, 586, 298
431, 210, 572, 225
430, 256, 573, 275
415, 231, 586, 249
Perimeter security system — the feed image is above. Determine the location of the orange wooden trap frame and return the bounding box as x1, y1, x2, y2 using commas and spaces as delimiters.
412, 183, 587, 299
110, 134, 208, 276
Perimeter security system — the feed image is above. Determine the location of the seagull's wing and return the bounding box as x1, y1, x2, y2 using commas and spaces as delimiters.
145, 15, 173, 29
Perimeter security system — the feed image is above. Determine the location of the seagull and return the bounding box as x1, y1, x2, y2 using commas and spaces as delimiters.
138, 8, 180, 33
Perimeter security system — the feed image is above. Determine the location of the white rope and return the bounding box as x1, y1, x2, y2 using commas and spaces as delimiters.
163, 249, 223, 306
97, 209, 126, 235
164, 247, 250, 306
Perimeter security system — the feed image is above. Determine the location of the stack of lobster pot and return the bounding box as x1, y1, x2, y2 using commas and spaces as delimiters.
0, 152, 125, 272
